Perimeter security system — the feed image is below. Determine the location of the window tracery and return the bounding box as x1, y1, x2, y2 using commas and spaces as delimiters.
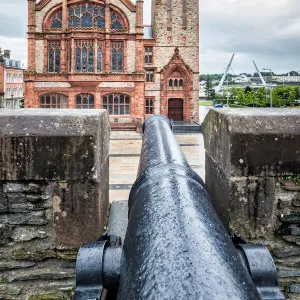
182, 0, 187, 28
48, 41, 61, 72
75, 40, 94, 73
50, 10, 62, 29
76, 94, 95, 109
40, 94, 68, 108
111, 12, 124, 31
103, 94, 130, 115
68, 3, 105, 29
111, 42, 124, 72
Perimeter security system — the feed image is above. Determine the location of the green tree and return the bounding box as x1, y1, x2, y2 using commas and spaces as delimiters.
237, 90, 246, 105
204, 75, 213, 99
245, 86, 252, 95
255, 89, 266, 107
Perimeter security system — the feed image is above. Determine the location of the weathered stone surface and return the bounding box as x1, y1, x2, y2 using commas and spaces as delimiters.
28, 292, 67, 300
0, 260, 36, 271
9, 270, 74, 282
202, 108, 300, 177
12, 249, 56, 261
273, 246, 300, 258
280, 215, 300, 224
11, 226, 48, 242
0, 283, 22, 295
4, 183, 41, 193
0, 224, 13, 245
290, 284, 300, 293
0, 110, 109, 181
0, 193, 7, 213
7, 211, 47, 225
278, 268, 300, 278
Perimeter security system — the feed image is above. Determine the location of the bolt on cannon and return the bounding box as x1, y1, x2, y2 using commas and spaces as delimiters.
73, 115, 285, 300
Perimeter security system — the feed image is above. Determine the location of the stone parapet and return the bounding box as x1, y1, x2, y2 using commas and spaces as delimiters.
0, 109, 110, 299
202, 108, 300, 299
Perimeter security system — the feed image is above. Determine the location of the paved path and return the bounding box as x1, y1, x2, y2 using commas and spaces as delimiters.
109, 131, 205, 203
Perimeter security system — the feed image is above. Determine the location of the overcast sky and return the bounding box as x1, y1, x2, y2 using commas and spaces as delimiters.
0, 0, 299, 74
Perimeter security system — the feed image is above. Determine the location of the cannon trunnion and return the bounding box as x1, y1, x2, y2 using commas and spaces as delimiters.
74, 115, 285, 300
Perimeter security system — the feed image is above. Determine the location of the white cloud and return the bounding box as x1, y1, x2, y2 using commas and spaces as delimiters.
0, 0, 299, 74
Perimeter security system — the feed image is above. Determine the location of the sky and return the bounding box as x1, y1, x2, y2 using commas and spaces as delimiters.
0, 0, 299, 74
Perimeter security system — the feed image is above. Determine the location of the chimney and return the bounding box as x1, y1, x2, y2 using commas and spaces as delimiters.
3, 50, 10, 59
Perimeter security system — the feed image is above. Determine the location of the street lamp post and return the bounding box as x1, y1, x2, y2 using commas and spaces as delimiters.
263, 68, 273, 108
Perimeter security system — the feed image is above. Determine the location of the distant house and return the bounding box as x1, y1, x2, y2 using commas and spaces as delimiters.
232, 74, 249, 83
0, 50, 25, 108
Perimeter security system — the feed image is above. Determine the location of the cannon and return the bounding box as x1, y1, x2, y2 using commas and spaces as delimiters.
74, 115, 285, 300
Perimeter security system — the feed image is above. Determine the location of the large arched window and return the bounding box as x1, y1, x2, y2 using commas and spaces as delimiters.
40, 94, 68, 108
111, 12, 124, 30
76, 94, 95, 109
102, 94, 130, 115
68, 3, 105, 29
50, 10, 62, 29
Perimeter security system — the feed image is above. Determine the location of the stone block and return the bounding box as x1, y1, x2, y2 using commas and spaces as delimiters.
0, 109, 110, 248
11, 226, 48, 242
202, 108, 300, 177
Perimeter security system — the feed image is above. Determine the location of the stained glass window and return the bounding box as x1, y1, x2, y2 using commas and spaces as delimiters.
167, 0, 172, 29
40, 94, 68, 108
111, 12, 123, 30
144, 47, 153, 64
111, 42, 123, 72
145, 98, 154, 114
68, 4, 105, 29
182, 0, 187, 28
48, 41, 61, 72
75, 41, 94, 73
50, 11, 62, 29
97, 43, 102, 72
76, 94, 95, 109
103, 94, 130, 115
146, 70, 154, 82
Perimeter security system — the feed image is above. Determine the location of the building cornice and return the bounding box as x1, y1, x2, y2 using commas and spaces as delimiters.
36, 0, 136, 11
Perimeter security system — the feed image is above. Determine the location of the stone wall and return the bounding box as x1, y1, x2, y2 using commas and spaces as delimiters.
0, 109, 110, 300
202, 108, 300, 300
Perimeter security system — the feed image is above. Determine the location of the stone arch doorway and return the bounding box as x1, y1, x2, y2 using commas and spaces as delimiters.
168, 98, 183, 121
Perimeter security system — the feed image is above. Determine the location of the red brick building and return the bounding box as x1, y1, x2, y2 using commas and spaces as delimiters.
25, 0, 199, 127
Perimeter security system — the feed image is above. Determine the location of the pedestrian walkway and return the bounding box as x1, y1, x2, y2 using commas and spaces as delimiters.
109, 131, 205, 203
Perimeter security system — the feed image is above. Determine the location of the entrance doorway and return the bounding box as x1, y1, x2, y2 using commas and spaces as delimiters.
168, 98, 183, 121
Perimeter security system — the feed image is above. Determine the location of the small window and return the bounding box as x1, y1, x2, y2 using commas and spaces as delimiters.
40, 94, 68, 108
174, 79, 178, 87
102, 94, 130, 115
179, 79, 184, 88
146, 70, 154, 82
169, 79, 173, 87
145, 98, 154, 115
111, 42, 123, 72
76, 94, 95, 109
144, 47, 153, 64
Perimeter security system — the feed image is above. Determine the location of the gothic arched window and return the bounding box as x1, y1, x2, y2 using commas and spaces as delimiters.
111, 12, 123, 30
169, 79, 173, 87
97, 43, 103, 72
179, 79, 184, 87
40, 94, 68, 108
76, 94, 95, 109
182, 0, 187, 28
50, 10, 62, 29
68, 3, 105, 29
75, 41, 94, 73
48, 41, 61, 72
167, 0, 172, 29
111, 42, 123, 72
102, 94, 130, 115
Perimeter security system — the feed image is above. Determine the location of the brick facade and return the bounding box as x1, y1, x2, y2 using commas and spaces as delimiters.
25, 0, 199, 126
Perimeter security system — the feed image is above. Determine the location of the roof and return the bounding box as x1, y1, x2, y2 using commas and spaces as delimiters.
3, 57, 24, 70
143, 26, 153, 39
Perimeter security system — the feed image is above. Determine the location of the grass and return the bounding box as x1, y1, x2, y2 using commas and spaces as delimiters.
199, 100, 213, 106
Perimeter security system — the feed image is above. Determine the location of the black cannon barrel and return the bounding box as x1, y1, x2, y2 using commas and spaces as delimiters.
117, 115, 261, 300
